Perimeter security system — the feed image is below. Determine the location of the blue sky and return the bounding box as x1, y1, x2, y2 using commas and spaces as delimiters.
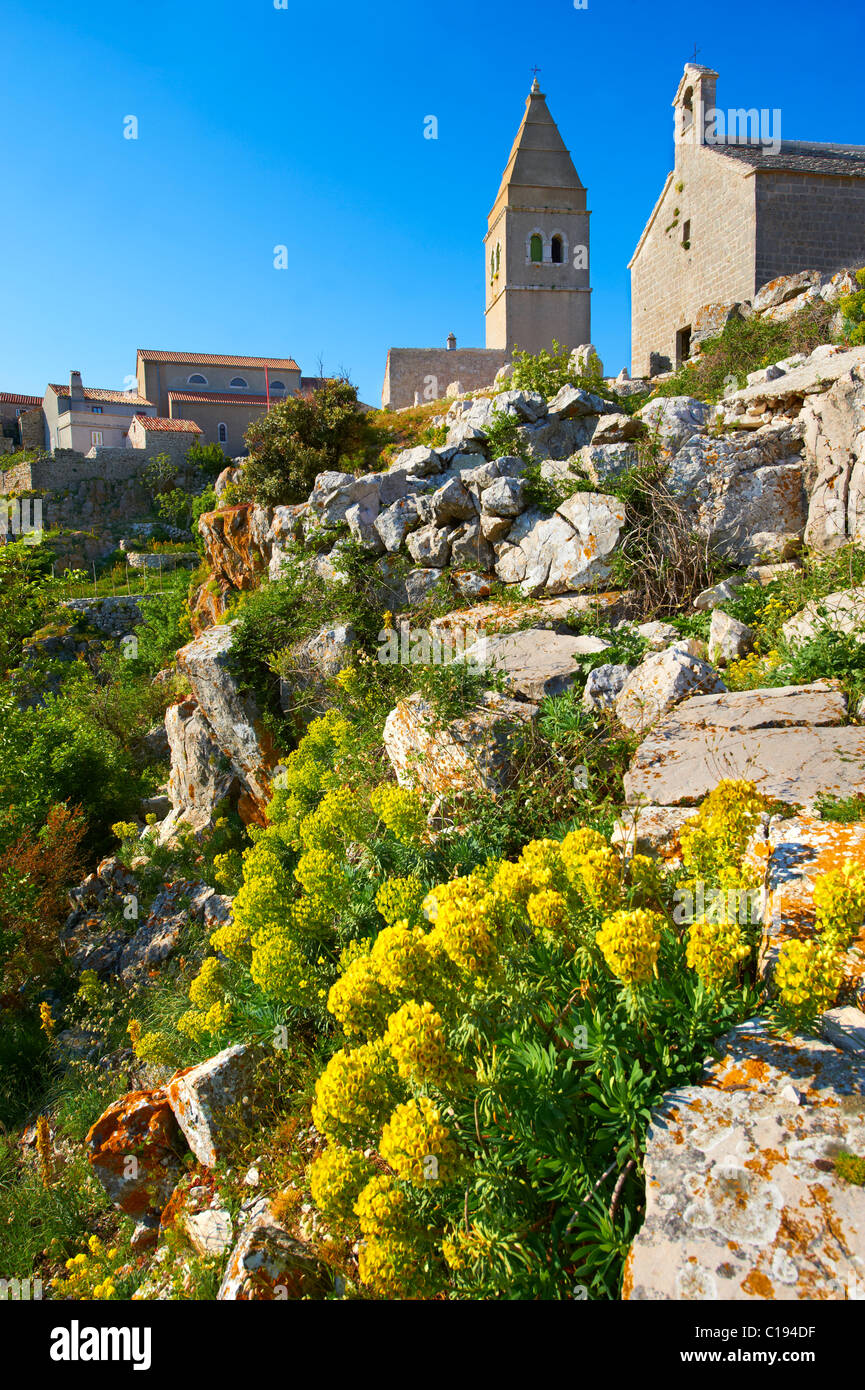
2, 0, 863, 407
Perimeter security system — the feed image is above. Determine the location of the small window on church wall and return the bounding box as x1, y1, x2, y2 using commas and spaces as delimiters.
551, 235, 564, 264
682, 219, 691, 248
218, 423, 228, 444
495, 244, 501, 273
530, 234, 543, 263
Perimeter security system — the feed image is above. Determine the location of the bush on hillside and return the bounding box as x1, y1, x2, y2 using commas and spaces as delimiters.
242, 379, 379, 506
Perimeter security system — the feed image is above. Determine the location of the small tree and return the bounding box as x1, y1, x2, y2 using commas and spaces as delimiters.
242, 379, 375, 505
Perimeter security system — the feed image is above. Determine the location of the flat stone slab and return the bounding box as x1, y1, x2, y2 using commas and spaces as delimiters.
462, 628, 610, 702
624, 683, 865, 808
624, 1020, 865, 1301
429, 590, 631, 642
758, 814, 865, 1005
723, 346, 865, 411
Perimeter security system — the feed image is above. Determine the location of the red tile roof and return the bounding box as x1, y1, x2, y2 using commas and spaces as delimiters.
0, 392, 42, 407
48, 384, 153, 406
139, 350, 300, 370
168, 391, 273, 407
133, 414, 202, 433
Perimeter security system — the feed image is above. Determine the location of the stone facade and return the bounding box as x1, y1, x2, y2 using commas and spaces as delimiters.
382, 346, 508, 412
137, 351, 302, 455
630, 64, 865, 377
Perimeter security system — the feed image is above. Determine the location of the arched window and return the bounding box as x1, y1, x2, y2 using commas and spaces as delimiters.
530, 233, 543, 263
229, 376, 248, 389
269, 380, 286, 391
217, 423, 228, 444
551, 234, 564, 264
187, 373, 208, 385
495, 243, 501, 274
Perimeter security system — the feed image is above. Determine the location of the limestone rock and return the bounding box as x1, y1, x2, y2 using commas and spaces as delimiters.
782, 587, 865, 647
615, 642, 726, 733
184, 1207, 235, 1259
611, 804, 700, 859
753, 269, 822, 313
635, 621, 679, 651
295, 623, 357, 679
693, 577, 743, 610
383, 691, 538, 795
166, 1045, 257, 1169
119, 882, 199, 984
429, 477, 476, 525
217, 1197, 329, 1300
546, 383, 617, 420
87, 1089, 184, 1223
589, 412, 644, 444
582, 662, 630, 712
708, 610, 755, 664
429, 591, 631, 645
481, 476, 527, 517
624, 1020, 865, 1301
667, 427, 807, 564
494, 494, 625, 597
406, 522, 452, 568
637, 396, 710, 454
461, 629, 610, 702
579, 441, 640, 484
624, 682, 865, 808
176, 624, 274, 819
449, 521, 494, 571
165, 700, 237, 833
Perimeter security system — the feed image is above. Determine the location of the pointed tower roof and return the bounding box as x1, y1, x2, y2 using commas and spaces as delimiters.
490, 82, 585, 214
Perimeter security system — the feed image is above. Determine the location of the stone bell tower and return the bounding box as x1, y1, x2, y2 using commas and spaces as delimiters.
485, 78, 591, 355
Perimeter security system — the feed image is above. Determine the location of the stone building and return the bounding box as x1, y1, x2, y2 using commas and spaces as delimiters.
42, 372, 156, 452
0, 391, 43, 451
136, 350, 302, 455
382, 79, 591, 410
629, 63, 865, 377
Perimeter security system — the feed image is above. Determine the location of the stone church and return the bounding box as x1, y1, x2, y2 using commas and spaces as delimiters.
630, 63, 865, 378
382, 79, 591, 409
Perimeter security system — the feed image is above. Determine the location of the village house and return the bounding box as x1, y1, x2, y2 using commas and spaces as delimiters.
629, 63, 865, 377
136, 350, 303, 456
42, 372, 156, 453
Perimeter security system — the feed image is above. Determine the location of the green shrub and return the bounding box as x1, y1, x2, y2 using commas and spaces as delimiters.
243, 380, 379, 506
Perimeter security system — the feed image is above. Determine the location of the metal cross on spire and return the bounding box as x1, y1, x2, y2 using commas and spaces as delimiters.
690, 43, 700, 63
531, 66, 541, 90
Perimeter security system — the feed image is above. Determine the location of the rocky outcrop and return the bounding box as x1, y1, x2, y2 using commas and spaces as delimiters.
197, 504, 274, 592
165, 699, 238, 834
493, 493, 626, 597
174, 624, 275, 825
624, 1019, 865, 1301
